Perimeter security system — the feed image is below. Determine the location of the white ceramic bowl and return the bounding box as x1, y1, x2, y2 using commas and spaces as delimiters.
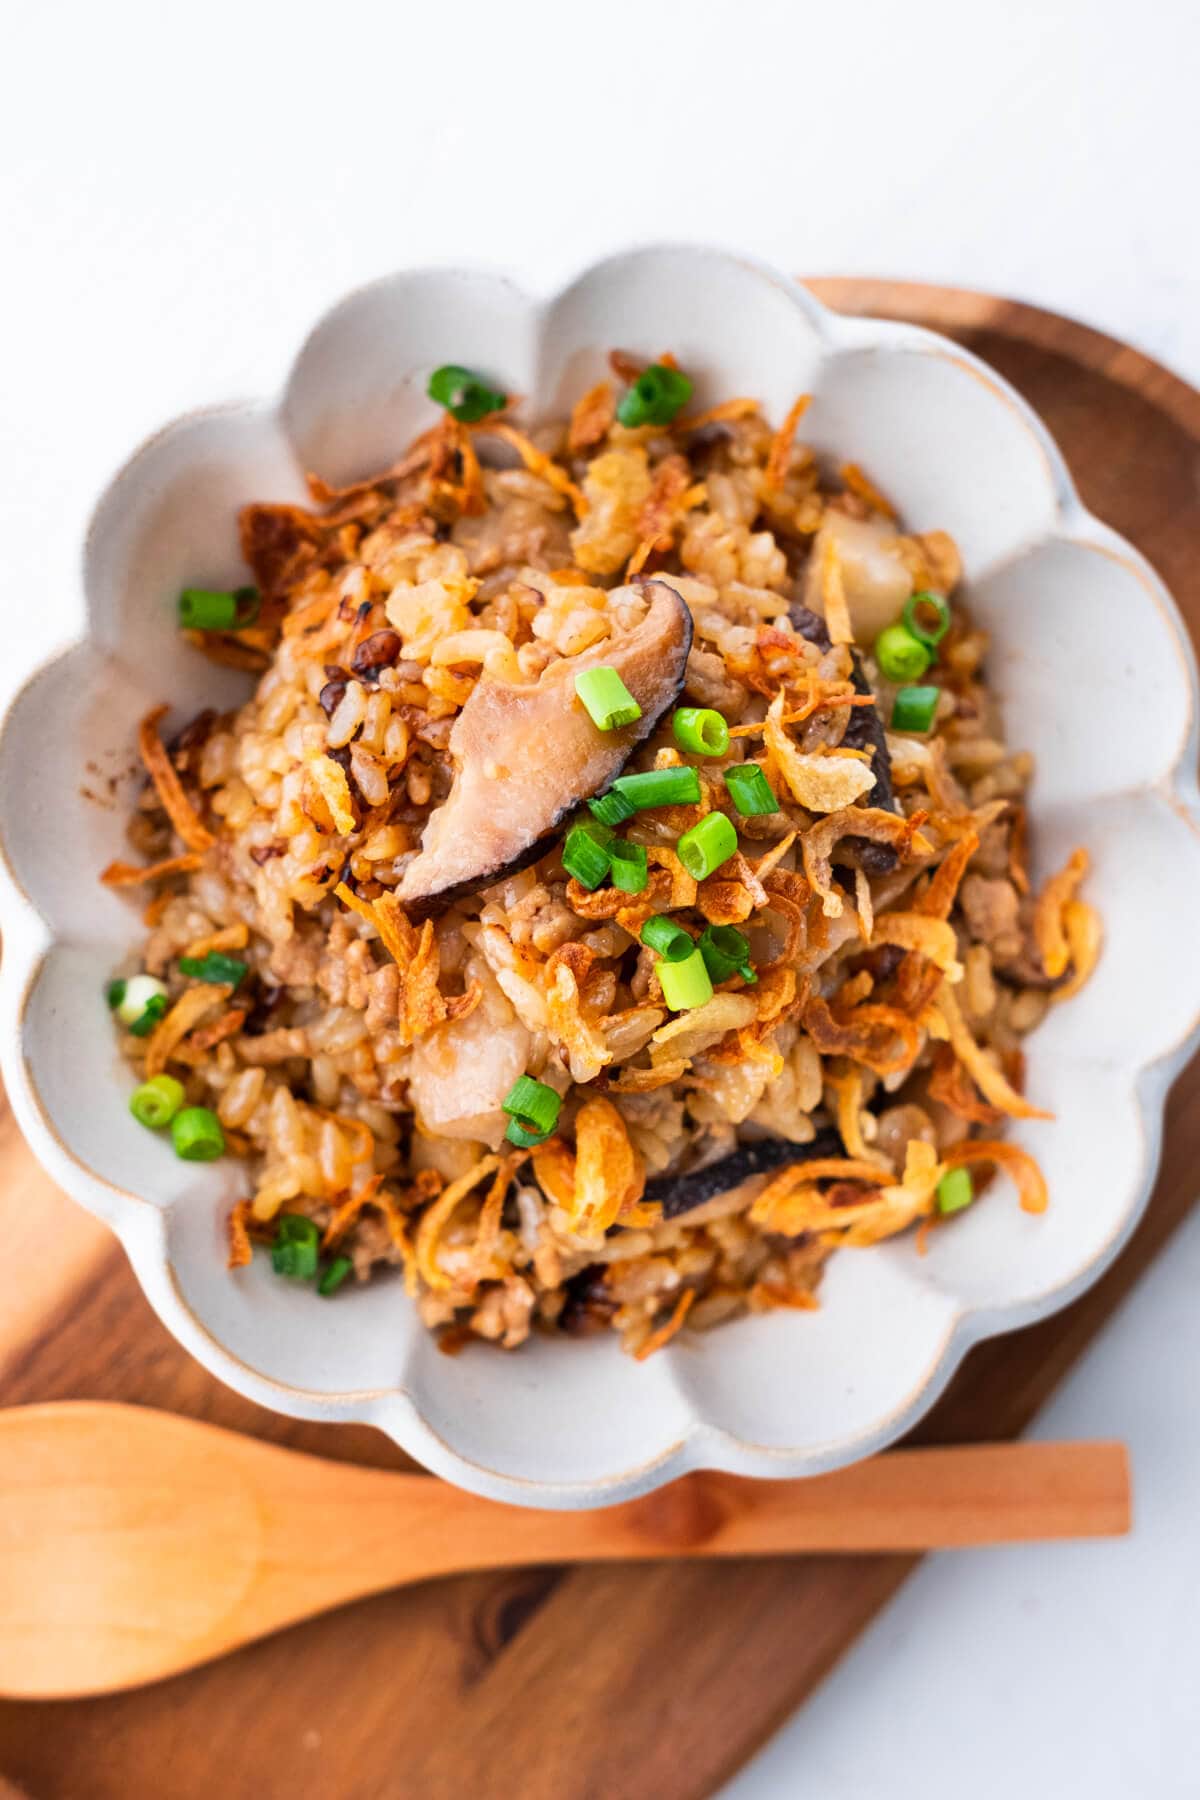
2, 247, 1199, 1507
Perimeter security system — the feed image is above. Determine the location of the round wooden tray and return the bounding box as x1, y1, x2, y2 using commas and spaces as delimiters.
1, 281, 1198, 1800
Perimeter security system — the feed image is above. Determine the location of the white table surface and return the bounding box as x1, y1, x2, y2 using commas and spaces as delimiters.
4, 3, 1199, 1793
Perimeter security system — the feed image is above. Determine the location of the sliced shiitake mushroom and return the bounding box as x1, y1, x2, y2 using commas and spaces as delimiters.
645, 1127, 843, 1220
397, 580, 693, 917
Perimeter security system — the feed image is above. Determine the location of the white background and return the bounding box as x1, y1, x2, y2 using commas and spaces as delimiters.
5, 3, 1200, 1794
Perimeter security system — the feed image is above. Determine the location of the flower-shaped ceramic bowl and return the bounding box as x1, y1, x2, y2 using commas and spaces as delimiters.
2, 246, 1199, 1508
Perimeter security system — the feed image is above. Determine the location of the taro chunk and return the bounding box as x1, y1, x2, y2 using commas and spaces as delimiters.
804, 511, 912, 646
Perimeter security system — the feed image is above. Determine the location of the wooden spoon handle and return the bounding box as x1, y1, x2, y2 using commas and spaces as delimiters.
425, 1439, 1132, 1568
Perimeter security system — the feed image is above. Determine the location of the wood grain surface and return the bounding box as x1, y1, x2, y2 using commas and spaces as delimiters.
1, 281, 1198, 1800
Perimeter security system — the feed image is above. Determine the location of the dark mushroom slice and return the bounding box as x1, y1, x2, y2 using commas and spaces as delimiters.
840, 657, 899, 874
647, 1127, 843, 1220
842, 657, 897, 815
558, 1263, 620, 1335
787, 600, 833, 655
788, 599, 899, 874
397, 579, 693, 917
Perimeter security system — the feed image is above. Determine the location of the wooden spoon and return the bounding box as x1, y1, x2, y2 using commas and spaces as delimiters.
0, 1403, 1129, 1699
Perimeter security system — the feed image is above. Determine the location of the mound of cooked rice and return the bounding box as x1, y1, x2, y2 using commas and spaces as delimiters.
104, 354, 1099, 1356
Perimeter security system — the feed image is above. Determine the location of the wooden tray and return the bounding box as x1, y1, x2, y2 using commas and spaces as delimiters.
1, 281, 1198, 1800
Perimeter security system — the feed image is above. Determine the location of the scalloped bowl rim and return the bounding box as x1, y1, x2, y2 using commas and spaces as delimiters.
0, 247, 1198, 1507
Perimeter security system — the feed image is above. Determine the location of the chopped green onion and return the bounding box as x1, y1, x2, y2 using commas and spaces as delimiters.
616, 363, 694, 429
319, 1255, 355, 1296
936, 1168, 974, 1216
506, 1119, 549, 1149
178, 951, 249, 989
272, 1213, 320, 1280
129, 1074, 185, 1130
502, 1075, 561, 1137
608, 839, 648, 894
170, 1106, 225, 1162
114, 973, 168, 1029
672, 707, 730, 758
113, 972, 170, 1038
641, 916, 695, 961
657, 946, 714, 1011
427, 363, 507, 423
588, 788, 636, 827
903, 590, 952, 648
612, 766, 701, 810
891, 684, 941, 734
129, 995, 168, 1038
563, 821, 612, 890
574, 666, 643, 732
178, 589, 235, 630
874, 623, 931, 683
178, 586, 260, 631
676, 811, 738, 881
723, 763, 779, 816
698, 924, 756, 985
